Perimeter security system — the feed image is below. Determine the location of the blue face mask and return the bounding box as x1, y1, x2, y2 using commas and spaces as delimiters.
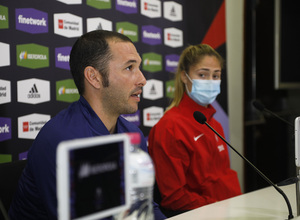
185, 73, 221, 106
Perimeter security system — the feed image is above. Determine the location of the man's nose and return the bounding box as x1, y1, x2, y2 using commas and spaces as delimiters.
137, 69, 147, 87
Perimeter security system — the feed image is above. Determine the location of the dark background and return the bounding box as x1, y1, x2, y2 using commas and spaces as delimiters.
1, 0, 300, 194
244, 0, 300, 192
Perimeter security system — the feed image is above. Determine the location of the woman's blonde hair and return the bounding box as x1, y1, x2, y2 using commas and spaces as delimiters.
166, 44, 224, 111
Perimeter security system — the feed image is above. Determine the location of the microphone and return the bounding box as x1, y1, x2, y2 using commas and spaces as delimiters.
193, 111, 294, 220
252, 100, 294, 128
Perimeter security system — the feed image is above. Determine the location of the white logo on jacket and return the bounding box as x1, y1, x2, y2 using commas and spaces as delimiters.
194, 133, 204, 141
218, 145, 225, 152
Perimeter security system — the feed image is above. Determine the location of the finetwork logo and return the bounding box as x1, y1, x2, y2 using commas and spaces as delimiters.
142, 52, 162, 73
56, 79, 79, 103
121, 110, 140, 127
165, 80, 175, 98
140, 0, 161, 18
18, 113, 50, 139
0, 42, 10, 67
87, 0, 112, 10
86, 17, 112, 33
19, 151, 28, 160
143, 106, 163, 127
116, 21, 138, 42
116, 0, 138, 14
57, 0, 82, 4
54, 13, 82, 38
0, 79, 11, 105
165, 54, 179, 73
163, 1, 183, 22
0, 5, 9, 29
0, 117, 11, 142
16, 43, 49, 69
143, 79, 163, 100
142, 25, 162, 45
55, 46, 71, 70
17, 78, 50, 104
164, 27, 183, 48
15, 8, 48, 34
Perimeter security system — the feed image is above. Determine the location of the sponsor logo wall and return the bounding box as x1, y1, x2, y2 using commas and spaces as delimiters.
0, 0, 185, 162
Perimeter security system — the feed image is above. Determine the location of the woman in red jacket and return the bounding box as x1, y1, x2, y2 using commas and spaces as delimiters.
148, 44, 242, 217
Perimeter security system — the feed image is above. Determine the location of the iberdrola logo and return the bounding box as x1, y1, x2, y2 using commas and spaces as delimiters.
58, 87, 66, 95
0, 5, 9, 29
118, 27, 125, 34
143, 58, 150, 65
116, 21, 138, 42
16, 43, 49, 69
19, 51, 28, 60
142, 52, 162, 73
56, 79, 79, 103
166, 80, 175, 98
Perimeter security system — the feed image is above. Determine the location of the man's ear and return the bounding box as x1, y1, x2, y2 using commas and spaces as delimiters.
84, 66, 101, 89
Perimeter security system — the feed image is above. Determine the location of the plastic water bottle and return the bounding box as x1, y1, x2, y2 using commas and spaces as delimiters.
120, 133, 155, 220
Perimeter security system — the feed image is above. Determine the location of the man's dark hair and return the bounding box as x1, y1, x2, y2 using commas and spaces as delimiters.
69, 30, 133, 95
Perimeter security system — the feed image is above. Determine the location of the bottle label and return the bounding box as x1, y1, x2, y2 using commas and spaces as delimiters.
129, 151, 155, 188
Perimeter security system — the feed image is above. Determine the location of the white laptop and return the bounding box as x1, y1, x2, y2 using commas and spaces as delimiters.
56, 134, 131, 220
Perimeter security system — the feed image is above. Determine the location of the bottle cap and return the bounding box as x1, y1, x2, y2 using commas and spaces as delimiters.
128, 133, 141, 145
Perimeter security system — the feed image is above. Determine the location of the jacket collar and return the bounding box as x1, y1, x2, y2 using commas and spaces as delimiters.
178, 92, 216, 122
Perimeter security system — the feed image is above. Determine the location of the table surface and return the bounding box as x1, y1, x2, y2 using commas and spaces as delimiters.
167, 184, 299, 220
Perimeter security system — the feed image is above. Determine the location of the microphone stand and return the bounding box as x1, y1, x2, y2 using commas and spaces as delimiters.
203, 121, 294, 219
281, 167, 300, 216
263, 108, 294, 128
297, 167, 300, 216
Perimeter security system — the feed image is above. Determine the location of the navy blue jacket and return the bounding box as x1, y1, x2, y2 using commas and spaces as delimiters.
9, 96, 165, 220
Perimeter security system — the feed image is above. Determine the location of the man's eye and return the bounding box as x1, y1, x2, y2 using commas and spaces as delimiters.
126, 65, 133, 71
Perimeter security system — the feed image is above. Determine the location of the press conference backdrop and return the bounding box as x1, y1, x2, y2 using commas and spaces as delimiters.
0, 0, 227, 163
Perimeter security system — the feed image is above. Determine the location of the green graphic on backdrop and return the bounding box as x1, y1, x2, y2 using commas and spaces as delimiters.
86, 0, 111, 10
0, 154, 12, 163
16, 43, 49, 69
166, 80, 175, 98
0, 5, 9, 29
56, 79, 79, 103
116, 21, 138, 42
142, 52, 162, 73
